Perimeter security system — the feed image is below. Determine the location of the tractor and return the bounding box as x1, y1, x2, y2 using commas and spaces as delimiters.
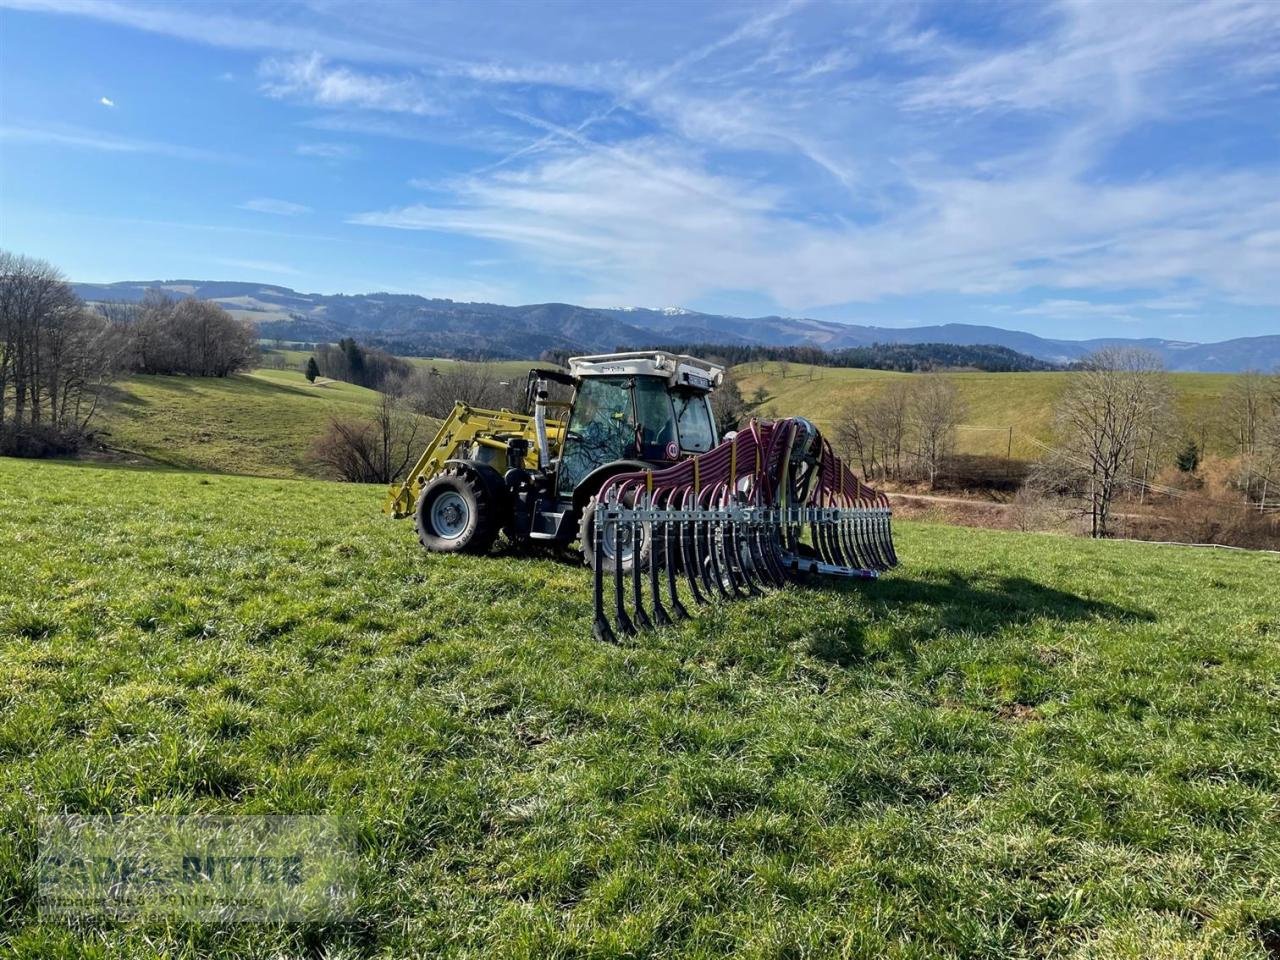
384, 350, 897, 639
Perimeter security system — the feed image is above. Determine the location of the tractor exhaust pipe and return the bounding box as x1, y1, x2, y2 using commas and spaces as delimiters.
533, 377, 551, 470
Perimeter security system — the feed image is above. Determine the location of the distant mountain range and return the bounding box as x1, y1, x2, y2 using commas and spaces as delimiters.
73, 280, 1279, 373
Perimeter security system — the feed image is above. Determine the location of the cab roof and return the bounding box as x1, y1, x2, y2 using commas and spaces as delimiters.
567, 351, 724, 392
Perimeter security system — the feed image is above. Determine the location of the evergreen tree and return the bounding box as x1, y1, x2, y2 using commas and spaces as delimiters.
305, 357, 319, 383
1175, 438, 1200, 473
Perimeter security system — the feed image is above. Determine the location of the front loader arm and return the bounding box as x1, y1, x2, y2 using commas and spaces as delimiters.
383, 402, 563, 518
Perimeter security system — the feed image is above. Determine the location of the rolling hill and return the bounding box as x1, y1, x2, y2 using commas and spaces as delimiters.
84, 357, 1236, 479
734, 363, 1238, 460
73, 280, 1280, 372
95, 368, 392, 478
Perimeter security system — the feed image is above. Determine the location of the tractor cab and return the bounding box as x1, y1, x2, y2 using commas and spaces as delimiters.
556, 352, 722, 497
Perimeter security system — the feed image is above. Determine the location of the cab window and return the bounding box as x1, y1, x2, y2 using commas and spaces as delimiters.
673, 389, 715, 452
557, 376, 634, 494
633, 377, 677, 454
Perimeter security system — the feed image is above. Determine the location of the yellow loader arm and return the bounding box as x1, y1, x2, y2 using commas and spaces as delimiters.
384, 402, 565, 518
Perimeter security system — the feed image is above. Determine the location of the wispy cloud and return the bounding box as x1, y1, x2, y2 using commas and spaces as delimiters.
238, 198, 312, 216
7, 0, 1280, 332
259, 53, 438, 115
0, 124, 234, 162
352, 147, 1280, 310
295, 141, 357, 159
98, 96, 115, 107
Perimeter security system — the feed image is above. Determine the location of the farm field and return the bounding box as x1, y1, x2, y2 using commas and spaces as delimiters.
97, 369, 389, 478
1, 458, 1277, 958
734, 364, 1238, 460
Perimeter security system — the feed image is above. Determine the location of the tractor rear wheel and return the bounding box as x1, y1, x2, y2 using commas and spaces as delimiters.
415, 467, 500, 554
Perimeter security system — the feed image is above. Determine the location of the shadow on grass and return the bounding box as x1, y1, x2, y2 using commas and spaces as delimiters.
808, 571, 1152, 666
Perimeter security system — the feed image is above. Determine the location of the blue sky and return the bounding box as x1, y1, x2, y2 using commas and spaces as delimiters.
1, 0, 1277, 342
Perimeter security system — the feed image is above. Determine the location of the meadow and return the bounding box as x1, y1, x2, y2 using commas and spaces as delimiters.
96, 368, 386, 478
2, 457, 1277, 958
734, 364, 1237, 460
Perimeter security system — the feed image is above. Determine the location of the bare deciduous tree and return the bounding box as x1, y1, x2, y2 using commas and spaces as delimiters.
309, 393, 426, 484
1054, 347, 1173, 537
123, 291, 256, 376
399, 363, 523, 419
912, 374, 966, 488
1, 251, 124, 453
836, 377, 956, 485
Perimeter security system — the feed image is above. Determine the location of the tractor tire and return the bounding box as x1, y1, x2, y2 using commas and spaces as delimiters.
579, 498, 657, 574
415, 467, 501, 554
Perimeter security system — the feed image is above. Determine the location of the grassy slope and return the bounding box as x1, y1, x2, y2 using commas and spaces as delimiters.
266, 348, 538, 381
2, 458, 1277, 958
98, 369, 384, 478
734, 364, 1237, 459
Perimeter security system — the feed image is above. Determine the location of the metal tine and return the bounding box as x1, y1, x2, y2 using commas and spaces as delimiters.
757, 512, 786, 587
610, 505, 635, 636
819, 510, 843, 567
826, 510, 849, 568
629, 505, 653, 631
849, 505, 872, 569
679, 495, 709, 607
591, 503, 616, 643
860, 512, 880, 570
871, 508, 892, 570
690, 497, 721, 601
661, 508, 689, 621
646, 497, 672, 628
831, 509, 851, 567
727, 510, 756, 596
882, 511, 899, 566
713, 500, 747, 598
702, 506, 732, 600
732, 510, 763, 596
844, 509, 868, 569
765, 509, 792, 583
846, 512, 868, 569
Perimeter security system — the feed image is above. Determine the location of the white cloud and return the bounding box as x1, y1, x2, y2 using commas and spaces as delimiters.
238, 198, 312, 216
259, 53, 437, 115
296, 142, 357, 159
351, 148, 1280, 310
99, 96, 115, 107
905, 0, 1280, 119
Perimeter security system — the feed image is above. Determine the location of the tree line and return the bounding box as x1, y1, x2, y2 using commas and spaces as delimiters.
836, 375, 968, 488
100, 290, 256, 377
311, 338, 412, 391
832, 347, 1280, 540
647, 341, 1060, 373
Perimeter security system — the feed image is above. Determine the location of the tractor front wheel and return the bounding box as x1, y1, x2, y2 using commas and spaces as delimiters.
415, 468, 500, 554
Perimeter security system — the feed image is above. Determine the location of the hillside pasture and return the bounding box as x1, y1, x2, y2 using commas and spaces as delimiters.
261, 347, 541, 383
1, 459, 1277, 958
734, 363, 1238, 460
97, 369, 388, 478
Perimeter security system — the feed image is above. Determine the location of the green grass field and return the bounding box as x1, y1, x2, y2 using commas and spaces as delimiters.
98, 369, 386, 478
2, 458, 1277, 958
734, 364, 1238, 460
